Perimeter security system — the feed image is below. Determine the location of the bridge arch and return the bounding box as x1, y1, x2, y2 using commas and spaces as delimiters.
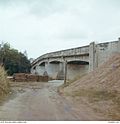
49, 60, 61, 64
33, 66, 36, 70
31, 65, 37, 74
38, 60, 48, 66
67, 60, 89, 64
39, 62, 45, 66
46, 60, 64, 80
48, 58, 63, 63
66, 57, 89, 63
34, 61, 46, 75
67, 60, 89, 81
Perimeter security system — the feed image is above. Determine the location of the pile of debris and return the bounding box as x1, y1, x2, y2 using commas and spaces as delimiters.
13, 73, 48, 82
13, 73, 26, 82
25, 74, 39, 82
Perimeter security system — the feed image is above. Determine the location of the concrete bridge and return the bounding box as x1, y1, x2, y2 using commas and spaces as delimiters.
31, 38, 120, 81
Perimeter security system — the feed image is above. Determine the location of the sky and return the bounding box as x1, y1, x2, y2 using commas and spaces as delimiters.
0, 0, 120, 59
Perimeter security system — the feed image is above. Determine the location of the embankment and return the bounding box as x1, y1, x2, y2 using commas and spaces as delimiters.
61, 53, 120, 120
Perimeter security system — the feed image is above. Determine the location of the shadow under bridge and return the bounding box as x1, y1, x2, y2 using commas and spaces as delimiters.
66, 60, 89, 81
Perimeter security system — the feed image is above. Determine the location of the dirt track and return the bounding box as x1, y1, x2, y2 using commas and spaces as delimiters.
0, 81, 106, 121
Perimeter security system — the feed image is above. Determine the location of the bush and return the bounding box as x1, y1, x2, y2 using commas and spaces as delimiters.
0, 42, 31, 75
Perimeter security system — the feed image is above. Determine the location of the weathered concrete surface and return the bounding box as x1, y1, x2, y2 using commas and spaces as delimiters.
46, 62, 60, 79
89, 39, 120, 71
0, 81, 106, 121
31, 45, 89, 81
31, 37, 120, 81
67, 62, 89, 81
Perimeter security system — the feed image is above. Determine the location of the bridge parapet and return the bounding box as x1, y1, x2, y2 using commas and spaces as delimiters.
32, 45, 89, 66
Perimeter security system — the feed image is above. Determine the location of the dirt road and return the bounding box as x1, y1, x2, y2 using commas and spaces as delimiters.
0, 80, 105, 121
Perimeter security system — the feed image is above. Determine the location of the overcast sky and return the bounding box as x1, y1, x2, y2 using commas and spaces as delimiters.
0, 0, 120, 58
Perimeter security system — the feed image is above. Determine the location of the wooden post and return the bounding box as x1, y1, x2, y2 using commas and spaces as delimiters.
64, 60, 67, 85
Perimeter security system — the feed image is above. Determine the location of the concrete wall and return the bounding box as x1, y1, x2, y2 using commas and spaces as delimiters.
89, 42, 96, 71
46, 62, 61, 79
97, 40, 120, 66
31, 37, 120, 81
90, 38, 120, 70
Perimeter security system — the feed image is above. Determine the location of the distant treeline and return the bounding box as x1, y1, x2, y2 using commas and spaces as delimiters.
0, 42, 31, 75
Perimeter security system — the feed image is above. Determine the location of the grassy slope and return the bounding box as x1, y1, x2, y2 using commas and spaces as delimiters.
61, 53, 120, 120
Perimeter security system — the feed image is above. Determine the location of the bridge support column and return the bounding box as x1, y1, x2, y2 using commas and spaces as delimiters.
31, 66, 36, 74
57, 62, 64, 80
118, 38, 120, 52
89, 42, 98, 71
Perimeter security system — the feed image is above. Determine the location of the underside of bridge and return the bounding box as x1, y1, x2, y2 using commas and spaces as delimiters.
35, 62, 46, 75
67, 60, 89, 81
31, 60, 89, 81
46, 61, 64, 80
45, 60, 89, 81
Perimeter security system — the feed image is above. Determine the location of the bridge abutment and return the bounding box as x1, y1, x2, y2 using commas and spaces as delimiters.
89, 42, 98, 71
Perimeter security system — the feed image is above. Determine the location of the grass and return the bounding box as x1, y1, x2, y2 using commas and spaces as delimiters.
66, 88, 120, 120
67, 74, 86, 85
0, 66, 10, 98
108, 95, 120, 120
58, 74, 86, 91
68, 88, 118, 102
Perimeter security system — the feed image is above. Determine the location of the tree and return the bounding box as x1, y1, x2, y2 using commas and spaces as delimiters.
0, 42, 31, 75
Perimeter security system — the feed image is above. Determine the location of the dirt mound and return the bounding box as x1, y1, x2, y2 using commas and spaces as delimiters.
0, 66, 10, 96
62, 53, 120, 120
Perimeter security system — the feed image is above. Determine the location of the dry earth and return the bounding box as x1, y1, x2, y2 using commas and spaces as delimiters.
0, 81, 107, 121
61, 53, 120, 120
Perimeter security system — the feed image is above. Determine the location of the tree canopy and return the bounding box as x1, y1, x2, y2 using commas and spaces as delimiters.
0, 42, 31, 75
